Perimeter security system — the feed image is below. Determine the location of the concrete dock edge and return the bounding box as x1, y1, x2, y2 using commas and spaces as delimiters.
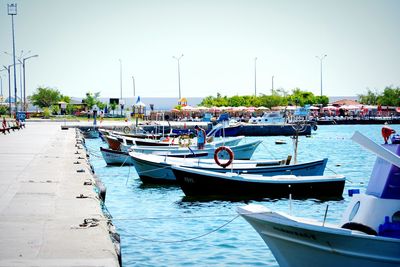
0, 122, 120, 267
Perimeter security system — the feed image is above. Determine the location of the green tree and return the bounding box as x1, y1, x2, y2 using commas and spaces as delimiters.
315, 96, 329, 106
0, 105, 7, 115
377, 86, 400, 106
82, 92, 101, 110
66, 104, 78, 115
359, 89, 379, 105
50, 104, 60, 115
97, 101, 106, 110
109, 102, 117, 115
29, 87, 62, 108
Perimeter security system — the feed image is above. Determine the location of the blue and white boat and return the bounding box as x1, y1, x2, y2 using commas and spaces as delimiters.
130, 152, 328, 184
238, 130, 400, 267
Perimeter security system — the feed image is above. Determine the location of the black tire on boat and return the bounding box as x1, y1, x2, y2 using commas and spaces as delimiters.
341, 222, 377, 235
123, 126, 130, 134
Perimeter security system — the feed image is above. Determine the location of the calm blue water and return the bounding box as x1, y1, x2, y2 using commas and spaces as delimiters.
85, 125, 387, 267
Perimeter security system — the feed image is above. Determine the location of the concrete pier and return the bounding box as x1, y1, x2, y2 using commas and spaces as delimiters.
0, 122, 119, 266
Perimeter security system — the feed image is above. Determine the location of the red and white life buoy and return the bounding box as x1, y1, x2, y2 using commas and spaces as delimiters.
214, 146, 234, 168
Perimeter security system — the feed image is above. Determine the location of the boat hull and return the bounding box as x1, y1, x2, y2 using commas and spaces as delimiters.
100, 147, 135, 166
238, 205, 400, 267
131, 153, 328, 184
172, 166, 344, 199
132, 140, 261, 160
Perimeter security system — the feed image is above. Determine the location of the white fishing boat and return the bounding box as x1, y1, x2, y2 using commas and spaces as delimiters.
130, 152, 327, 184
248, 112, 286, 124
131, 140, 262, 160
238, 130, 400, 267
100, 147, 135, 166
117, 134, 244, 151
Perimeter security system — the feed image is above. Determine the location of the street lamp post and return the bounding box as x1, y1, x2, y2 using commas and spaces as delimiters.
119, 59, 123, 116
172, 54, 184, 99
20, 54, 38, 111
132, 76, 135, 97
316, 54, 327, 96
0, 75, 3, 98
272, 75, 274, 94
254, 57, 257, 96
2, 65, 12, 117
8, 3, 18, 115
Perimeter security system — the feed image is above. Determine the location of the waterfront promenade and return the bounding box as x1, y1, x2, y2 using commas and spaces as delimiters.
0, 122, 119, 266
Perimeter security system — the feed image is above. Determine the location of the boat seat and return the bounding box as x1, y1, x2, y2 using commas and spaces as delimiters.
341, 222, 377, 235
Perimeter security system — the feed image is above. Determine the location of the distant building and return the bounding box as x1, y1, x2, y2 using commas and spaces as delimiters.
330, 99, 360, 106
328, 96, 359, 104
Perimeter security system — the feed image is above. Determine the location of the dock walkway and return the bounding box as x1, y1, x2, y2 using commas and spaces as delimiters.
0, 122, 119, 266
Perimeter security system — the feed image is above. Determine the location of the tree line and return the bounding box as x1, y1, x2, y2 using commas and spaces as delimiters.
358, 86, 400, 106
199, 88, 329, 108
2, 85, 397, 116
27, 87, 111, 116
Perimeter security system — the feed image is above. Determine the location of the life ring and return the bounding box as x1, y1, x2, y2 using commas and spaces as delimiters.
179, 135, 191, 147
214, 146, 234, 168
123, 126, 130, 134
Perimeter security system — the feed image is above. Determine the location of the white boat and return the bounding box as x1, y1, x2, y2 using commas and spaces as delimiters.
100, 147, 135, 166
248, 112, 286, 124
238, 130, 400, 267
118, 135, 244, 152
131, 140, 262, 160
130, 152, 327, 184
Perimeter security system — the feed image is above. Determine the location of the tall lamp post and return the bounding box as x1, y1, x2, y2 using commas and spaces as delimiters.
132, 75, 136, 97
5, 50, 31, 111
0, 75, 3, 99
119, 59, 123, 116
2, 65, 12, 117
20, 54, 38, 111
172, 54, 184, 99
254, 57, 257, 96
8, 3, 18, 115
316, 54, 327, 96
271, 75, 274, 94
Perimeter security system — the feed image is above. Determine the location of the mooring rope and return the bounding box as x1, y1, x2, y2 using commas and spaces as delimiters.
122, 214, 240, 243
260, 142, 277, 160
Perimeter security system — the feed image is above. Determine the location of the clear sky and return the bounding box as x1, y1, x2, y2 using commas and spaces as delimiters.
0, 0, 399, 100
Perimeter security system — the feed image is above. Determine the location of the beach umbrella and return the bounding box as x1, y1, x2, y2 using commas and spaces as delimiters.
340, 104, 361, 110
323, 105, 338, 110
181, 105, 194, 111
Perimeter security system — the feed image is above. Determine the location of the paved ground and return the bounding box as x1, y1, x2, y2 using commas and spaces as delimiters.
0, 122, 119, 266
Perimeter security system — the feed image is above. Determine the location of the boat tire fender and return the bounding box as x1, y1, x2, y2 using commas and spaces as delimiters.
214, 146, 234, 168
123, 126, 130, 134
313, 125, 318, 131
341, 222, 377, 235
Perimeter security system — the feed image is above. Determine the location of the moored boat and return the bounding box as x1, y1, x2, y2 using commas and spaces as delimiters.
238, 130, 400, 267
100, 147, 135, 166
172, 165, 345, 200
130, 152, 328, 184
131, 140, 262, 160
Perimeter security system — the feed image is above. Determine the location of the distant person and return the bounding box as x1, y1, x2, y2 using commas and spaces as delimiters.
100, 110, 104, 123
195, 125, 206, 149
